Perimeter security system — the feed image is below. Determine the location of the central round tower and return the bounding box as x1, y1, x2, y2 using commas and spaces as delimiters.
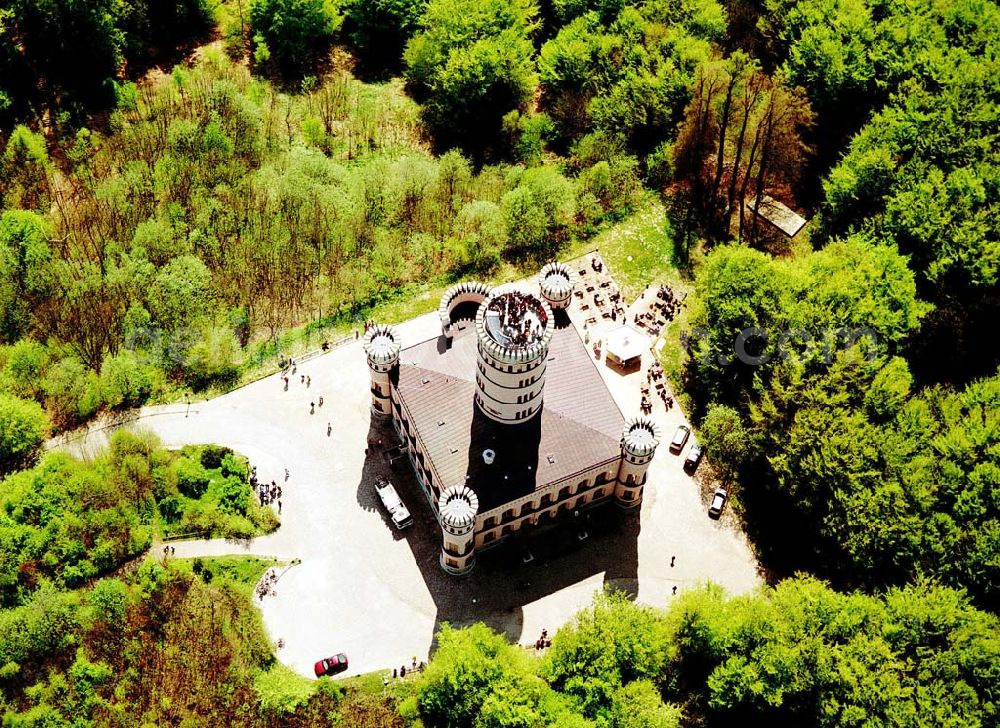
474, 289, 554, 424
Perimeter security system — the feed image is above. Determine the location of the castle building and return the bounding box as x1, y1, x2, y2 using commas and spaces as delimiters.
363, 262, 660, 575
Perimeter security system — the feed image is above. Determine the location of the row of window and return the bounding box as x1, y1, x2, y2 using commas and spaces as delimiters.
473, 392, 529, 420
477, 346, 544, 375
475, 360, 542, 391
474, 372, 540, 400
394, 405, 437, 496
515, 389, 539, 404
478, 490, 610, 544
444, 540, 473, 556
482, 473, 617, 529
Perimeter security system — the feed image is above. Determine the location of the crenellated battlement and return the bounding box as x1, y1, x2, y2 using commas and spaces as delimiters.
538, 261, 575, 310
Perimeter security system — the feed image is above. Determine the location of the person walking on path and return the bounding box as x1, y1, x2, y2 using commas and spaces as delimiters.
310, 402, 315, 415
327, 422, 332, 436
307, 376, 311, 388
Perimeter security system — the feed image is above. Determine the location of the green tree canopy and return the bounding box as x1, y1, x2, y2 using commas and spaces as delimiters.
344, 0, 427, 73
0, 211, 51, 344
699, 404, 751, 480
749, 357, 1000, 609
249, 0, 342, 78
822, 52, 1000, 293
417, 622, 569, 726
0, 393, 49, 474
404, 0, 539, 159
688, 238, 924, 404
543, 591, 676, 722
539, 0, 723, 157
666, 578, 1000, 725
148, 254, 213, 333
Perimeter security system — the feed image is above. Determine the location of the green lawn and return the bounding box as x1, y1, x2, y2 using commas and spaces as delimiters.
235, 274, 458, 387
191, 555, 283, 587
565, 200, 685, 302
255, 661, 320, 713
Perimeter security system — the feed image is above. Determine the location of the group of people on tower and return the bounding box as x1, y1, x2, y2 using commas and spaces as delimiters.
488, 292, 547, 347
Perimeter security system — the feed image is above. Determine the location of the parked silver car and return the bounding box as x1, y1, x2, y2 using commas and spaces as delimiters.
669, 425, 690, 454
708, 487, 727, 519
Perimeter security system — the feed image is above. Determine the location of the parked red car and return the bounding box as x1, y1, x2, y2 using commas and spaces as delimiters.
314, 653, 349, 677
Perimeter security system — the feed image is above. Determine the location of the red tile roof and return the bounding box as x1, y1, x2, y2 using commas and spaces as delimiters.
396, 312, 625, 512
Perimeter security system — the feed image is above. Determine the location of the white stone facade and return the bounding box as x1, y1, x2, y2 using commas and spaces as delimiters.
366, 264, 659, 574
538, 261, 575, 310
615, 417, 661, 509
362, 324, 400, 417
439, 485, 479, 574
474, 291, 554, 424
438, 280, 491, 341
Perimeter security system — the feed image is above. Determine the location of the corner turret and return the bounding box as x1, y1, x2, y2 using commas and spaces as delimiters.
538, 261, 575, 310
615, 416, 660, 509
363, 324, 400, 417
439, 485, 479, 574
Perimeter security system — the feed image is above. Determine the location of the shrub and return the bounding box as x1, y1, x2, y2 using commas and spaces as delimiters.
199, 444, 233, 470
220, 452, 246, 480
249, 0, 342, 78
0, 392, 49, 472
4, 339, 49, 398
99, 351, 154, 409
215, 476, 252, 516
183, 324, 241, 390
41, 356, 94, 427
175, 457, 210, 498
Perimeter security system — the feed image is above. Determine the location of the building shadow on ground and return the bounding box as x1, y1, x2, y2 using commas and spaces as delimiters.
354, 414, 640, 656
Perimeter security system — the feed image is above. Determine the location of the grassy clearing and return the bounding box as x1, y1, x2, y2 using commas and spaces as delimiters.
188, 555, 284, 589
254, 661, 319, 713
565, 200, 685, 302
235, 273, 458, 386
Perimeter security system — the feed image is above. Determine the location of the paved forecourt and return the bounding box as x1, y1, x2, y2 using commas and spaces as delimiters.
56, 270, 760, 679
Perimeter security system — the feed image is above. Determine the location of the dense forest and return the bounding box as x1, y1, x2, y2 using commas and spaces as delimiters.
1, 0, 999, 723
